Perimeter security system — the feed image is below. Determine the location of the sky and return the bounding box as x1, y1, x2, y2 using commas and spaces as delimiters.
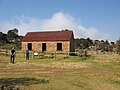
0, 0, 120, 41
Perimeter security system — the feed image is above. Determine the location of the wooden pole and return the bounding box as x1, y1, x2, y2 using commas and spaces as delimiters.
24, 50, 25, 58
32, 51, 34, 60
54, 51, 56, 59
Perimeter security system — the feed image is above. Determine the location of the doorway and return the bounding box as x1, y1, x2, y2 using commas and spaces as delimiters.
28, 43, 32, 50
57, 43, 62, 50
42, 43, 46, 52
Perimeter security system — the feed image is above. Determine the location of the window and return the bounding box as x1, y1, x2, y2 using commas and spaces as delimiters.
57, 43, 62, 50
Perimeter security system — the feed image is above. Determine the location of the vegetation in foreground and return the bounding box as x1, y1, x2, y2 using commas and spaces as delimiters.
0, 51, 120, 90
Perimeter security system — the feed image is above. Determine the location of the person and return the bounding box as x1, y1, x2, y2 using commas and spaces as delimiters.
26, 49, 29, 60
10, 47, 15, 64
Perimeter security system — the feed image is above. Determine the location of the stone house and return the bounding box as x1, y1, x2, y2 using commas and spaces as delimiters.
22, 30, 75, 53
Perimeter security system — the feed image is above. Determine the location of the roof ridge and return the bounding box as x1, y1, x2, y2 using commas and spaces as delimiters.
27, 30, 72, 33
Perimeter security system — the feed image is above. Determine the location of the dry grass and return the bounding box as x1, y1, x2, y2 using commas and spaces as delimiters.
0, 51, 120, 90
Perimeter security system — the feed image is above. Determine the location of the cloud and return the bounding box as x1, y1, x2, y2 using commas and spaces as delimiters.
0, 12, 111, 40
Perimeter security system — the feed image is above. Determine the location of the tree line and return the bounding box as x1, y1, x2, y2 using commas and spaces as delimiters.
0, 28, 120, 54
0, 28, 23, 49
75, 38, 120, 54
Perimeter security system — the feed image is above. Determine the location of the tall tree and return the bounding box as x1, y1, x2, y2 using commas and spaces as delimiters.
7, 28, 18, 39
7, 28, 19, 42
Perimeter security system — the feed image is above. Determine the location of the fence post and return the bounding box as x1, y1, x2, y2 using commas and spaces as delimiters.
38, 51, 40, 58
32, 51, 34, 60
66, 52, 68, 58
54, 51, 56, 59
24, 50, 25, 58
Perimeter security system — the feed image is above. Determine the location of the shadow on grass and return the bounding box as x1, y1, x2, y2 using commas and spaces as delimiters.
0, 77, 49, 89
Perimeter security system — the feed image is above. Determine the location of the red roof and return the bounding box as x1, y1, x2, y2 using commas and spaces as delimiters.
22, 31, 74, 42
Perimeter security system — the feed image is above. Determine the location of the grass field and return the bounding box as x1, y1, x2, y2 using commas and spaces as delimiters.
0, 51, 120, 90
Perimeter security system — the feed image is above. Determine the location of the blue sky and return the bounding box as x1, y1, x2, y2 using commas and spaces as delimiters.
0, 0, 120, 41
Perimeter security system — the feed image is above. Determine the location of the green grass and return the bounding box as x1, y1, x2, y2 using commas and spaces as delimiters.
0, 51, 120, 90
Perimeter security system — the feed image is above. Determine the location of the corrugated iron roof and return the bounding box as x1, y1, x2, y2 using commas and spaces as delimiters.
22, 30, 74, 42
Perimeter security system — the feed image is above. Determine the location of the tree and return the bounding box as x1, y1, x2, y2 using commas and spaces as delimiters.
0, 32, 8, 44
98, 40, 109, 51
7, 28, 18, 38
75, 38, 93, 49
75, 38, 81, 49
86, 38, 93, 47
7, 28, 19, 42
116, 38, 120, 55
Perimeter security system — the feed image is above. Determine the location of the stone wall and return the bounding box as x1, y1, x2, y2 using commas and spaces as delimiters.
22, 42, 27, 51
22, 41, 70, 53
